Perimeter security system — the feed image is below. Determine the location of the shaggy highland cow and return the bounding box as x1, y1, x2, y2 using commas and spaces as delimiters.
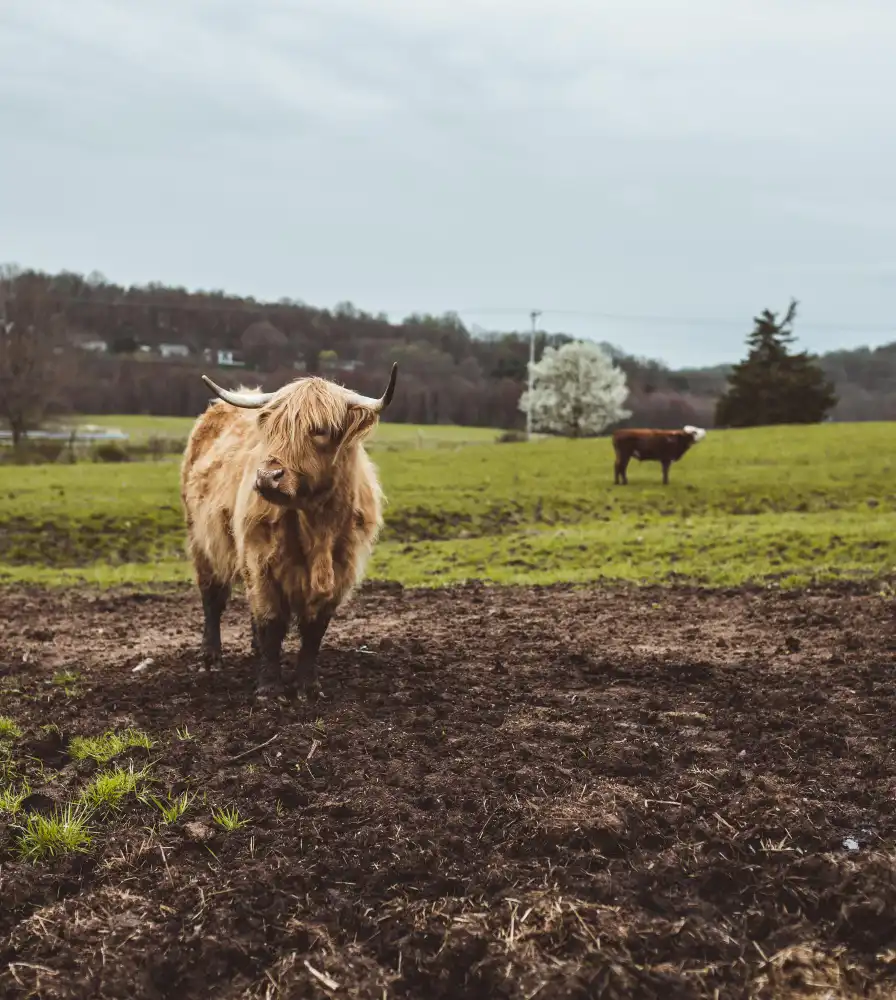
180, 364, 398, 699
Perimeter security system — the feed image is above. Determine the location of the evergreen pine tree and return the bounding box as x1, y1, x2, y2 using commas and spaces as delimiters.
715, 299, 837, 427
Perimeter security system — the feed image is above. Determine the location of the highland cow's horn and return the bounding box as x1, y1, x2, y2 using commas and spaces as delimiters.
347, 363, 398, 412
201, 375, 276, 409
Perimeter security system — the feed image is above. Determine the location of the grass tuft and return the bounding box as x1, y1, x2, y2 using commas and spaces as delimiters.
51, 670, 81, 695
16, 802, 93, 862
0, 716, 22, 740
69, 728, 154, 763
79, 766, 147, 810
0, 749, 17, 784
0, 781, 31, 815
212, 805, 248, 832
144, 790, 194, 825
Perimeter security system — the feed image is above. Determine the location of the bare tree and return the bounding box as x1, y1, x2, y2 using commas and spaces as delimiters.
0, 266, 63, 446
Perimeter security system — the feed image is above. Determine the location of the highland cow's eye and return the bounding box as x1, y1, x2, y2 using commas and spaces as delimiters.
311, 427, 331, 445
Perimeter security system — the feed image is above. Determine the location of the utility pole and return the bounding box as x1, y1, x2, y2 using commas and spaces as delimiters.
526, 309, 541, 440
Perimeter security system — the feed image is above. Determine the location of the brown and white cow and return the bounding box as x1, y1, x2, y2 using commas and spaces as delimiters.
180, 364, 398, 699
612, 425, 706, 485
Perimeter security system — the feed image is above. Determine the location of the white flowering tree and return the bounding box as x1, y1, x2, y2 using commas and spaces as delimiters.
519, 340, 631, 437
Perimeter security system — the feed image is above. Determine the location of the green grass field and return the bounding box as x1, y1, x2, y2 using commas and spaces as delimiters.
70, 415, 502, 449
0, 421, 894, 589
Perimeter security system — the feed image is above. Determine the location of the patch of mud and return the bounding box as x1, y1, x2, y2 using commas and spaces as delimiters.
0, 581, 895, 998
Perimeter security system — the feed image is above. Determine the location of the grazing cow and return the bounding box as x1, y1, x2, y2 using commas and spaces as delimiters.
180, 364, 398, 699
612, 425, 706, 485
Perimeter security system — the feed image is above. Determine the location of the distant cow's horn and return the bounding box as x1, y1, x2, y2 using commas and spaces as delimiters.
201, 375, 276, 409
347, 363, 398, 412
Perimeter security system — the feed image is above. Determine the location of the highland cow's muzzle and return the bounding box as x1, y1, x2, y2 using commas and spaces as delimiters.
254, 466, 323, 504
255, 467, 286, 500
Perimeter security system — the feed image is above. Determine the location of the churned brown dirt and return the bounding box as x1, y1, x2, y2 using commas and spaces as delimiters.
1, 581, 895, 999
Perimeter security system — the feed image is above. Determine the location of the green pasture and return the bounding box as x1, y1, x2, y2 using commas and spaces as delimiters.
0, 421, 893, 589
69, 415, 502, 449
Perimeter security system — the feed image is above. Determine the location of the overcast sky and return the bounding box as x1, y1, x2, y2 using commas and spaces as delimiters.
2, 0, 895, 367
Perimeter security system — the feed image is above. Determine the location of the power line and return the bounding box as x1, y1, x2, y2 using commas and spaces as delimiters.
39, 289, 896, 335
452, 306, 896, 334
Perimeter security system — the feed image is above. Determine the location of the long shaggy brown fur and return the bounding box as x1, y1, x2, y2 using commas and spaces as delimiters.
180, 373, 390, 698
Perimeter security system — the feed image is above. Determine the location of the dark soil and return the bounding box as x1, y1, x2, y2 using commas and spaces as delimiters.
1, 581, 895, 999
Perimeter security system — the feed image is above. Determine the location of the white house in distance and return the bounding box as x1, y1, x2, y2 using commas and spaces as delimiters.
320, 355, 364, 373
159, 343, 190, 360
203, 347, 244, 367
77, 339, 108, 353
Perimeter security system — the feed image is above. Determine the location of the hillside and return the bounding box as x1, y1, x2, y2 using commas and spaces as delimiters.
2, 266, 895, 428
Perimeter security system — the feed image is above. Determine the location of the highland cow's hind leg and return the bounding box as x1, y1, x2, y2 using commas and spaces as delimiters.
293, 611, 333, 701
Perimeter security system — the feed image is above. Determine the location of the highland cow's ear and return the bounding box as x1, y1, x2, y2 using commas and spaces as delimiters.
343, 404, 376, 441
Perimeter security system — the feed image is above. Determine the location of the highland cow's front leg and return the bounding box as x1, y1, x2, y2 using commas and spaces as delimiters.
294, 612, 332, 701
246, 576, 290, 698
250, 616, 260, 655
614, 453, 630, 486
200, 581, 230, 667
254, 614, 289, 696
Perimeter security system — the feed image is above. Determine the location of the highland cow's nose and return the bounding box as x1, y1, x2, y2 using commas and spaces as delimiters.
255, 468, 285, 493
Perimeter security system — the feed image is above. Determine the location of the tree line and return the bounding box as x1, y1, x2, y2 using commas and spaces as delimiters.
521, 301, 838, 438
0, 264, 892, 442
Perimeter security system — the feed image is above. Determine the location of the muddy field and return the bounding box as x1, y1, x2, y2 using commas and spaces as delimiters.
1, 581, 895, 999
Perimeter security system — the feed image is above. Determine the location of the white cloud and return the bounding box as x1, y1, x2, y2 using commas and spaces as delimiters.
6, 0, 894, 130
1, 0, 895, 365
1, 0, 400, 119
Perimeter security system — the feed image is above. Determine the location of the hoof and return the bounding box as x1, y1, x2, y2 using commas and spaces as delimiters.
255, 665, 283, 700
303, 680, 323, 703
278, 677, 322, 703
255, 681, 285, 702
202, 647, 223, 670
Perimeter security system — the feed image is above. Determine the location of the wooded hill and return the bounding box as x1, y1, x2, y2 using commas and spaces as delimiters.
2, 266, 894, 428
